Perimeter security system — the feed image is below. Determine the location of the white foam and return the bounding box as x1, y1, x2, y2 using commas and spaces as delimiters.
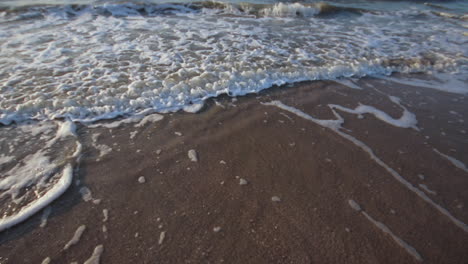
0, 151, 57, 201
95, 144, 112, 159
279, 112, 294, 122
87, 116, 144, 129
91, 134, 112, 159
433, 149, 468, 174
0, 165, 73, 232
265, 100, 468, 232
56, 120, 77, 138
348, 200, 423, 262
0, 155, 14, 166
335, 79, 363, 90
1, 120, 80, 227
134, 113, 164, 128
419, 184, 437, 195
183, 102, 204, 113
79, 187, 93, 202
129, 131, 138, 139
381, 73, 468, 95
329, 96, 418, 130
84, 245, 104, 264
0, 5, 465, 124
260, 3, 320, 17
64, 225, 86, 250
348, 199, 362, 211
40, 206, 52, 228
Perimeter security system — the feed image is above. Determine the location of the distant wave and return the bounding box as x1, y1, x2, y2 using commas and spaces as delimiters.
0, 1, 374, 20
2, 0, 466, 22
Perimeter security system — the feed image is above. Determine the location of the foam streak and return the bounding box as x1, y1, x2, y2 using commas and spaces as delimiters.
265, 100, 468, 232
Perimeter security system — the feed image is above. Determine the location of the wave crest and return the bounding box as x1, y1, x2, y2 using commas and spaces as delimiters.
0, 1, 366, 20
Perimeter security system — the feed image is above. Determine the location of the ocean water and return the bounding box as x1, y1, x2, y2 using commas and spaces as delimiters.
0, 0, 467, 124
0, 0, 467, 231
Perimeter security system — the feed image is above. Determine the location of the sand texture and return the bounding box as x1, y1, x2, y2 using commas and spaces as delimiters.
0, 75, 467, 263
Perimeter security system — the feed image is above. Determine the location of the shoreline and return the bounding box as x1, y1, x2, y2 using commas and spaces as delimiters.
0, 74, 467, 263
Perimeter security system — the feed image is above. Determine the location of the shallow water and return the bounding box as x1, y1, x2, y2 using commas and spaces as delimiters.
0, 0, 467, 124
0, 0, 467, 232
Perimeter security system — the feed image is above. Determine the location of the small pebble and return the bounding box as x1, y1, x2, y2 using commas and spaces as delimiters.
102, 209, 109, 222
271, 196, 281, 202
239, 178, 248, 185
138, 176, 146, 183
158, 231, 166, 245
188, 149, 198, 162
213, 227, 221, 232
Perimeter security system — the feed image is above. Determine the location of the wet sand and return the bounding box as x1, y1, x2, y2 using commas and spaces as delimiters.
1, 75, 467, 263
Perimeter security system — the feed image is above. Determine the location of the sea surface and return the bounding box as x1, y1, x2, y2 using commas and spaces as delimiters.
0, 0, 467, 232
0, 0, 467, 124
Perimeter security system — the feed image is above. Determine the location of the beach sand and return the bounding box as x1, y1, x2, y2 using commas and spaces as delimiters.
0, 74, 467, 263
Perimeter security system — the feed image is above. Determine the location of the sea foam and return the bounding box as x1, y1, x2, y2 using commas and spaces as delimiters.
0, 120, 80, 231
0, 1, 466, 124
